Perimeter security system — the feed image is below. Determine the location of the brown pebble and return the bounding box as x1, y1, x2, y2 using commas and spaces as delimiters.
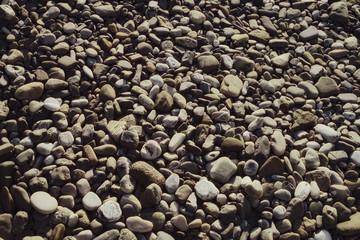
51, 223, 65, 240
129, 161, 165, 188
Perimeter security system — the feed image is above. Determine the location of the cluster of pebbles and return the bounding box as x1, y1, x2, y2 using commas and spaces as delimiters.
1, 0, 360, 239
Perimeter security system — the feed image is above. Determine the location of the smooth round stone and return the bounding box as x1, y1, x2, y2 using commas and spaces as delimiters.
310, 181, 320, 199
294, 181, 311, 201
140, 140, 162, 160
195, 178, 219, 201
85, 48, 98, 57
273, 205, 287, 220
305, 148, 320, 170
168, 133, 186, 152
350, 151, 360, 167
63, 22, 76, 34
126, 216, 153, 233
82, 192, 102, 211
243, 159, 259, 176
36, 142, 54, 155
30, 191, 58, 214
166, 57, 181, 69
58, 131, 74, 148
274, 189, 292, 202
165, 173, 180, 194
97, 200, 122, 222
314, 229, 332, 240
189, 10, 206, 24
209, 157, 237, 183
157, 231, 175, 240
44, 97, 61, 111
245, 180, 263, 199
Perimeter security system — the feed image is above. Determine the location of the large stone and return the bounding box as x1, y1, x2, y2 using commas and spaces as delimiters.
99, 84, 116, 101
126, 216, 153, 233
93, 4, 116, 17
271, 53, 291, 67
194, 178, 219, 201
97, 200, 122, 222
337, 212, 360, 236
233, 56, 255, 72
107, 115, 136, 142
220, 75, 243, 97
221, 137, 244, 152
155, 91, 173, 113
299, 26, 318, 41
0, 213, 13, 240
30, 191, 58, 214
130, 161, 165, 188
258, 156, 285, 178
58, 56, 77, 69
0, 5, 16, 21
175, 36, 198, 48
209, 157, 237, 183
197, 55, 220, 73
189, 10, 206, 24
315, 77, 339, 97
14, 82, 44, 100
329, 1, 348, 23
248, 29, 270, 43
292, 109, 317, 131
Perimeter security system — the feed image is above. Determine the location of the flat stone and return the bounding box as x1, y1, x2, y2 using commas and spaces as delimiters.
14, 82, 44, 100
299, 26, 318, 41
189, 10, 206, 24
220, 75, 243, 97
58, 56, 77, 69
97, 200, 122, 222
130, 161, 165, 187
314, 124, 340, 143
155, 91, 173, 113
99, 84, 116, 101
329, 1, 348, 23
271, 131, 286, 156
315, 77, 339, 97
126, 216, 153, 233
258, 156, 285, 177
248, 29, 270, 43
195, 178, 219, 201
233, 56, 255, 72
294, 181, 311, 201
292, 109, 317, 131
0, 213, 12, 240
175, 36, 198, 48
93, 4, 115, 17
82, 192, 102, 211
197, 55, 220, 73
221, 137, 244, 152
209, 157, 237, 183
119, 229, 137, 240
245, 180, 263, 199
141, 140, 162, 160
93, 229, 119, 240
30, 191, 58, 214
271, 53, 291, 67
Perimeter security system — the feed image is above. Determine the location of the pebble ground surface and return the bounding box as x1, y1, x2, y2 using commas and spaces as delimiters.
1, 0, 360, 240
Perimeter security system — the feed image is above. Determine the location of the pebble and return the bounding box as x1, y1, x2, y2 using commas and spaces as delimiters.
195, 178, 219, 201
126, 216, 153, 233
82, 192, 102, 211
294, 181, 311, 201
30, 191, 58, 214
140, 140, 162, 160
14, 82, 44, 100
97, 200, 122, 222
209, 157, 237, 183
